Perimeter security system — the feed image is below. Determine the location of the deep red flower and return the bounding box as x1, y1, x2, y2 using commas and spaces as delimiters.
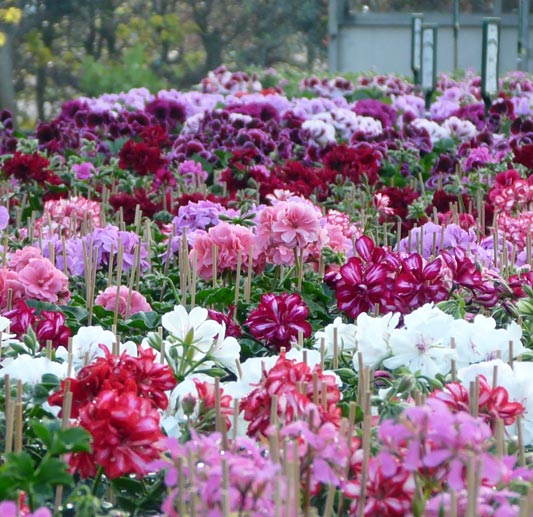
245, 292, 311, 351
322, 143, 381, 185
207, 306, 242, 338
2, 151, 52, 183
240, 352, 341, 438
69, 390, 164, 479
118, 139, 167, 175
109, 188, 161, 224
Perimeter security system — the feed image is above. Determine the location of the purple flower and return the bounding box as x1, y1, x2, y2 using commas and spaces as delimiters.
72, 162, 95, 180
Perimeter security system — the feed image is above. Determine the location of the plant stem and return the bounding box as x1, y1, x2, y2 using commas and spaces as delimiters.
92, 465, 104, 496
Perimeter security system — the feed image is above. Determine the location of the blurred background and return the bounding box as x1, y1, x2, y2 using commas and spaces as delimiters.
0, 0, 526, 126
0, 0, 328, 125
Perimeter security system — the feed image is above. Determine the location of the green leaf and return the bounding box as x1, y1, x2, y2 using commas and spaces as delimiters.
3, 451, 35, 480
30, 421, 53, 449
35, 457, 73, 486
55, 427, 92, 454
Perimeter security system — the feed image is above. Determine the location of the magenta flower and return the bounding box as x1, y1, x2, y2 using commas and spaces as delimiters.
245, 292, 311, 350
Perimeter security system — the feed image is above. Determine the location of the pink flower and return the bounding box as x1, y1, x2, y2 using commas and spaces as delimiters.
191, 222, 260, 280
271, 200, 322, 248
0, 268, 25, 310
245, 292, 312, 351
17, 257, 70, 304
72, 162, 95, 180
8, 247, 43, 272
94, 285, 152, 318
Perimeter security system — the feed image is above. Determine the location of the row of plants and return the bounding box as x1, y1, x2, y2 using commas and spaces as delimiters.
0, 66, 532, 515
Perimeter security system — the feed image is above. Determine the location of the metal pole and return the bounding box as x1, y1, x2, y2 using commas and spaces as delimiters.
518, 0, 530, 72
453, 0, 459, 72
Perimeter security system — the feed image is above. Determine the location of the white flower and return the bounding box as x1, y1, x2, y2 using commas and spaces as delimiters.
1, 355, 67, 384
353, 312, 400, 371
208, 322, 241, 374
162, 305, 220, 352
442, 116, 477, 140
302, 119, 336, 147
411, 118, 450, 142
451, 316, 525, 367
56, 325, 118, 370
314, 317, 357, 359
383, 304, 456, 377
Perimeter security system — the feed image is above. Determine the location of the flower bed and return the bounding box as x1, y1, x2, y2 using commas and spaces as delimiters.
0, 66, 532, 515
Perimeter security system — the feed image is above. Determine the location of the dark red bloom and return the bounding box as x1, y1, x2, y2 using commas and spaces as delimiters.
322, 143, 381, 185
245, 292, 311, 351
118, 139, 167, 175
207, 306, 242, 338
35, 310, 71, 349
2, 151, 52, 183
69, 390, 164, 479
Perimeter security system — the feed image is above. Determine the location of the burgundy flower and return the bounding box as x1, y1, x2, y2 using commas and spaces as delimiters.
2, 300, 36, 338
207, 306, 242, 338
393, 254, 450, 312
118, 139, 167, 175
2, 151, 52, 183
513, 143, 533, 169
322, 143, 381, 185
333, 236, 399, 319
35, 310, 71, 349
245, 292, 311, 351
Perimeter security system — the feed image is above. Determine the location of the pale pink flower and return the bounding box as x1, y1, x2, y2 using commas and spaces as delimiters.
8, 246, 44, 272
94, 285, 152, 318
33, 196, 101, 238
17, 257, 70, 303
270, 200, 321, 248
191, 222, 261, 281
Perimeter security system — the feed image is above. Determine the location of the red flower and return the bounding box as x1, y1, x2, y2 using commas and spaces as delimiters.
69, 390, 164, 479
245, 293, 311, 351
35, 310, 71, 349
48, 346, 176, 417
207, 306, 242, 338
118, 139, 167, 175
240, 352, 341, 438
2, 151, 52, 183
431, 377, 525, 428
322, 143, 381, 185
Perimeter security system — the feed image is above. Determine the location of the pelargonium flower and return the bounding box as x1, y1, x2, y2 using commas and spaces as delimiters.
69, 390, 164, 479
314, 316, 357, 359
379, 398, 509, 492
431, 376, 525, 429
331, 236, 400, 319
94, 285, 152, 318
49, 345, 176, 418
344, 451, 414, 517
245, 292, 311, 351
240, 352, 341, 437
35, 309, 71, 349
158, 432, 286, 516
